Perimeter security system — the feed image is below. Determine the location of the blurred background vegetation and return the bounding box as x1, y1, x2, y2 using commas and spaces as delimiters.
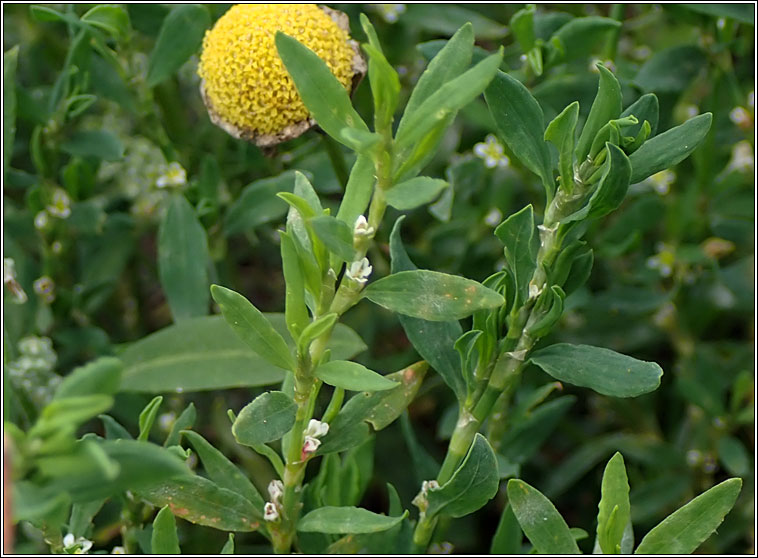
3, 3, 754, 554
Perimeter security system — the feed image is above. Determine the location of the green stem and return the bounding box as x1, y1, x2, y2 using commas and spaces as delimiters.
604, 4, 625, 61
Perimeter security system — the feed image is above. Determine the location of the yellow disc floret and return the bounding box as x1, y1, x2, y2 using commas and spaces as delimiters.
198, 4, 357, 144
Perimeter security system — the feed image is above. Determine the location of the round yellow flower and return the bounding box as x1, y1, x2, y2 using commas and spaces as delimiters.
198, 4, 363, 146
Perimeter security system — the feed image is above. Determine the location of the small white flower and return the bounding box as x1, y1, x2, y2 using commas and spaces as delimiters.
346, 258, 372, 284
646, 244, 676, 278
34, 210, 50, 230
156, 161, 187, 188
263, 502, 280, 522
729, 106, 751, 128
375, 4, 406, 23
473, 135, 509, 169
647, 169, 676, 196
302, 436, 321, 455
111, 547, 125, 554
33, 276, 55, 303
46, 189, 71, 219
304, 419, 329, 439
63, 533, 93, 554
421, 480, 440, 494
353, 215, 375, 239
726, 141, 754, 174
268, 479, 284, 503
3, 258, 26, 305
484, 208, 502, 228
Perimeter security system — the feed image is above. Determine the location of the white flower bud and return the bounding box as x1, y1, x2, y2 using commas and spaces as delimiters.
346, 258, 372, 284
353, 215, 375, 238
263, 502, 280, 522
268, 479, 284, 503
304, 419, 329, 439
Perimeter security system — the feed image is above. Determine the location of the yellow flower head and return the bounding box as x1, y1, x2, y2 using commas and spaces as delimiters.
198, 4, 362, 146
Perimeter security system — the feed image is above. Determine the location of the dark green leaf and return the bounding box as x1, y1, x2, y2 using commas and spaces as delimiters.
181, 430, 265, 510
164, 403, 196, 447
298, 506, 407, 534
152, 506, 181, 554
620, 93, 659, 136
120, 315, 365, 392
136, 474, 261, 532
508, 479, 580, 554
679, 4, 754, 23
634, 46, 707, 94
545, 101, 579, 194
99, 414, 132, 440
232, 391, 297, 447
60, 131, 124, 161
54, 356, 121, 399
224, 171, 297, 235
275, 32, 367, 146
530, 343, 663, 397
211, 285, 295, 372
597, 452, 631, 554
491, 503, 523, 554
315, 360, 399, 392
576, 65, 622, 163
717, 436, 750, 477
426, 434, 499, 518
485, 72, 553, 194
403, 5, 507, 39
310, 215, 356, 263
386, 177, 448, 211
628, 113, 712, 184
500, 396, 575, 465
634, 478, 742, 554
494, 205, 538, 306
159, 194, 211, 322
389, 218, 465, 400
547, 17, 621, 64
81, 5, 130, 41
364, 270, 504, 321
147, 4, 210, 87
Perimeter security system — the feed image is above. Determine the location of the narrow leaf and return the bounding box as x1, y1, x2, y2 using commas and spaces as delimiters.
138, 396, 163, 441
386, 177, 448, 211
315, 361, 399, 392
494, 205, 538, 306
152, 506, 181, 554
298, 506, 407, 534
576, 65, 622, 163
597, 452, 631, 554
147, 4, 210, 86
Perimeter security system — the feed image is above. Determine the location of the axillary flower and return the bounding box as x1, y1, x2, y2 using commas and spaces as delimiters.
198, 4, 364, 146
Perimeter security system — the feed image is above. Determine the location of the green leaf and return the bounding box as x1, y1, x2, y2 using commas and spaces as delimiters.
364, 270, 504, 321
628, 113, 712, 184
597, 453, 631, 554
220, 534, 234, 554
275, 32, 368, 146
152, 506, 181, 554
211, 285, 295, 372
280, 231, 309, 340
396, 24, 473, 140
4, 45, 19, 180
491, 503, 523, 554
634, 478, 742, 554
29, 5, 68, 23
298, 313, 338, 354
485, 72, 553, 195
60, 130, 124, 161
525, 285, 566, 339
563, 144, 632, 222
159, 194, 211, 322
81, 5, 130, 41
138, 396, 163, 441
395, 49, 503, 156
54, 356, 121, 399
545, 101, 579, 194
147, 4, 210, 87
136, 474, 261, 532
717, 436, 750, 477
508, 479, 581, 554
164, 403, 196, 447
232, 391, 297, 447
386, 177, 448, 211
494, 205, 538, 306
576, 65, 622, 163
547, 16, 621, 64
298, 506, 407, 534
426, 434, 499, 518
511, 5, 537, 52
99, 414, 132, 440
389, 218, 465, 400
403, 5, 507, 39
318, 362, 428, 455
529, 343, 663, 397
679, 3, 754, 23
620, 93, 659, 136
336, 154, 375, 228
315, 361, 399, 392
500, 396, 576, 465
181, 430, 264, 510
224, 171, 297, 235
120, 315, 365, 392
360, 16, 400, 131
634, 46, 707, 94
310, 215, 356, 263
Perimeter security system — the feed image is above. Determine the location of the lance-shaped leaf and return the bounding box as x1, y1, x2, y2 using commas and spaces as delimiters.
634, 478, 742, 554
211, 285, 295, 372
620, 93, 659, 136
298, 506, 408, 534
336, 154, 375, 228
152, 506, 181, 554
597, 452, 631, 554
426, 434, 499, 518
310, 215, 356, 263
485, 71, 554, 195
364, 270, 504, 321
315, 361, 399, 392
576, 65, 622, 164
54, 356, 122, 399
508, 479, 581, 554
386, 177, 448, 211
389, 218, 465, 400
545, 101, 579, 194
181, 430, 265, 510
628, 113, 712, 184
232, 391, 297, 447
159, 194, 211, 322
529, 343, 663, 398
138, 396, 163, 441
491, 503, 523, 554
147, 4, 210, 86
546, 16, 621, 65
280, 231, 309, 340
494, 205, 538, 307
360, 15, 400, 131
136, 475, 261, 532
275, 32, 368, 147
